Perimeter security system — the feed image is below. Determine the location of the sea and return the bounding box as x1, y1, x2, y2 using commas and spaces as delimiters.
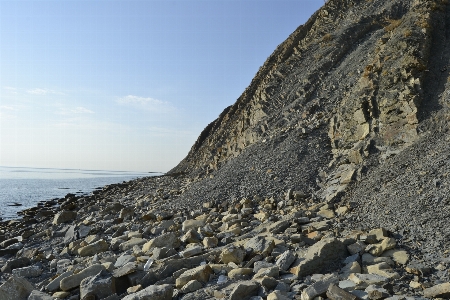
0, 166, 161, 220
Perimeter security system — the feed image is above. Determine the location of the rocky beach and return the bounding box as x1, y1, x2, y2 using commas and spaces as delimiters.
2, 0, 450, 299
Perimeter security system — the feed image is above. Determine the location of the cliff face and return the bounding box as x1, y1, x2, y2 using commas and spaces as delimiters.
171, 0, 450, 203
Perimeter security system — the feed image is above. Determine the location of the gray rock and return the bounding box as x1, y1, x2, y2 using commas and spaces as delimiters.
12, 265, 43, 278
302, 274, 339, 300
53, 210, 77, 224
28, 290, 53, 300
122, 284, 173, 300
245, 236, 275, 257
80, 270, 115, 300
290, 238, 348, 277
0, 276, 34, 300
423, 282, 450, 298
275, 250, 296, 271
60, 264, 105, 291
229, 281, 260, 300
1, 257, 31, 273
46, 271, 73, 292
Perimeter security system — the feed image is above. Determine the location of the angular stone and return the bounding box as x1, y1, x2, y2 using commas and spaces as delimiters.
78, 239, 109, 257
327, 284, 359, 300
122, 284, 173, 300
142, 232, 180, 252
317, 209, 335, 219
180, 229, 202, 244
268, 220, 290, 234
229, 281, 259, 300
380, 249, 409, 265
1, 257, 31, 273
340, 261, 361, 280
180, 279, 203, 293
367, 238, 396, 256
275, 250, 296, 271
290, 238, 347, 277
28, 290, 53, 300
253, 266, 279, 279
220, 246, 246, 264
301, 274, 339, 300
267, 290, 291, 300
113, 262, 137, 278
365, 284, 390, 299
366, 262, 400, 279
80, 270, 115, 300
348, 273, 388, 290
180, 245, 202, 258
175, 265, 213, 289
227, 268, 252, 279
182, 219, 205, 232
47, 271, 73, 292
114, 254, 136, 268
119, 238, 147, 252
12, 265, 42, 278
53, 211, 77, 225
60, 264, 105, 291
0, 276, 34, 300
244, 236, 275, 257
347, 241, 366, 255
423, 282, 450, 298
203, 237, 218, 248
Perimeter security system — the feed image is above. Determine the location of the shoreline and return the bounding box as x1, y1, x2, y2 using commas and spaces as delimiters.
0, 173, 445, 299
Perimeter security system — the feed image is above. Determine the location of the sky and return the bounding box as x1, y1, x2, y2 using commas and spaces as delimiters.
0, 0, 323, 172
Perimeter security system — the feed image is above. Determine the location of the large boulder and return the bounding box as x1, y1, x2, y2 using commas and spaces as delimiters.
122, 284, 173, 300
80, 270, 115, 300
0, 276, 34, 300
290, 238, 347, 277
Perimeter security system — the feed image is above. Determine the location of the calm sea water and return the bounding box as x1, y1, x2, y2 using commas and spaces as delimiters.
0, 166, 161, 220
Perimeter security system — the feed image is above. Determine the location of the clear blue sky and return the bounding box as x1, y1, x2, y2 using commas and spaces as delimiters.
0, 0, 323, 172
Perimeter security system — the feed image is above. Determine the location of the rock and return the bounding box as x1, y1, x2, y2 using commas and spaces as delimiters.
122, 284, 173, 300
220, 246, 246, 264
180, 229, 202, 244
317, 209, 335, 219
258, 276, 278, 290
142, 232, 180, 252
60, 264, 105, 291
326, 284, 359, 300
245, 236, 275, 257
267, 290, 291, 300
1, 257, 31, 273
340, 261, 362, 279
367, 238, 396, 256
347, 241, 366, 255
175, 264, 213, 289
380, 249, 409, 265
180, 279, 203, 293
78, 239, 109, 257
365, 284, 390, 299
301, 274, 339, 300
361, 253, 394, 267
290, 238, 347, 277
203, 237, 218, 248
12, 265, 43, 278
0, 276, 34, 300
253, 266, 279, 279
120, 238, 147, 252
80, 270, 115, 300
423, 282, 450, 298
268, 220, 290, 234
53, 211, 77, 224
112, 262, 137, 277
275, 250, 296, 272
28, 290, 53, 300
46, 271, 73, 292
152, 247, 176, 260
366, 228, 388, 243
182, 219, 205, 232
228, 281, 259, 300
52, 291, 70, 298
366, 262, 400, 279
228, 268, 253, 279
114, 254, 137, 268
180, 245, 202, 258
348, 273, 389, 290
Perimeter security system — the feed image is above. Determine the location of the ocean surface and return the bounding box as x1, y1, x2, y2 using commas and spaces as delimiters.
0, 166, 161, 220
